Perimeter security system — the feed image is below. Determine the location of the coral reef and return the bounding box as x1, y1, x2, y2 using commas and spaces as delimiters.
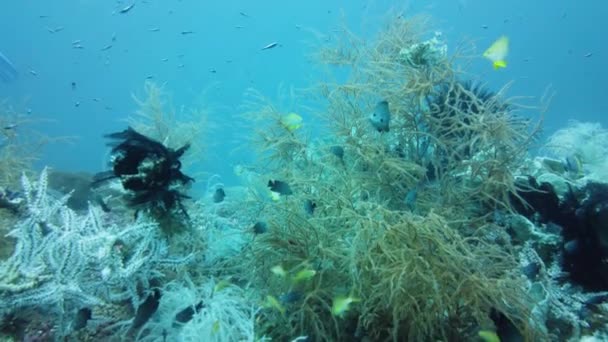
3, 10, 607, 342
234, 14, 552, 342
0, 168, 191, 339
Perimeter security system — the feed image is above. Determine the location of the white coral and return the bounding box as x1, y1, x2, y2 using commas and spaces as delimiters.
545, 121, 608, 181
0, 167, 186, 337
138, 276, 257, 342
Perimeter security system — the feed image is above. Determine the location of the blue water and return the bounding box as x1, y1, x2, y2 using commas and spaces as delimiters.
0, 0, 606, 185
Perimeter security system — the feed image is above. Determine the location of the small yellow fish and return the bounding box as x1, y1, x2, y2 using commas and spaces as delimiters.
280, 112, 303, 132
212, 320, 221, 334
269, 190, 281, 201
331, 295, 360, 317
265, 295, 286, 315
271, 265, 287, 277
213, 279, 231, 293
478, 330, 500, 342
483, 36, 509, 70
292, 269, 316, 283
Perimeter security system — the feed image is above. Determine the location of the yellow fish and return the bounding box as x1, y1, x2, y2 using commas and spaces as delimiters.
213, 279, 231, 293
269, 190, 281, 201
478, 330, 501, 342
265, 295, 286, 315
212, 320, 221, 334
331, 295, 360, 317
280, 112, 303, 132
271, 265, 287, 277
292, 269, 316, 283
483, 36, 509, 70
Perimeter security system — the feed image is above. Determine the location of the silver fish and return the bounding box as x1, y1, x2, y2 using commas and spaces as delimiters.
120, 3, 135, 14
261, 42, 278, 50
46, 26, 64, 33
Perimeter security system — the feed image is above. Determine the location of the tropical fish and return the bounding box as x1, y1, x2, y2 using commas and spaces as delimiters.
213, 187, 225, 203
478, 330, 501, 342
119, 3, 135, 14
73, 307, 92, 331
280, 112, 303, 131
174, 301, 204, 324
268, 179, 293, 196
564, 154, 583, 177
370, 100, 391, 132
404, 188, 417, 211
329, 145, 344, 159
303, 199, 316, 216
252, 221, 268, 235
212, 320, 220, 334
564, 239, 580, 255
234, 165, 280, 202
331, 295, 360, 317
262, 42, 279, 50
483, 36, 509, 70
292, 268, 316, 283
279, 291, 303, 304
46, 26, 64, 34
265, 295, 286, 314
213, 278, 232, 293
268, 190, 281, 202
271, 265, 287, 277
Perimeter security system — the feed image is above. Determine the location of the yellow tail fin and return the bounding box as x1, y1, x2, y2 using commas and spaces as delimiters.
493, 60, 507, 70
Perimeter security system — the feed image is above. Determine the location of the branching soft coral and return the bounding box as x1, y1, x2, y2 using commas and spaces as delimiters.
137, 276, 257, 342
355, 211, 537, 341
238, 12, 550, 342
128, 81, 208, 171
240, 87, 309, 169
0, 168, 190, 338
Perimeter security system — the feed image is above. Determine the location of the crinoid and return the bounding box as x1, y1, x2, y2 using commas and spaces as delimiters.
93, 127, 194, 218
